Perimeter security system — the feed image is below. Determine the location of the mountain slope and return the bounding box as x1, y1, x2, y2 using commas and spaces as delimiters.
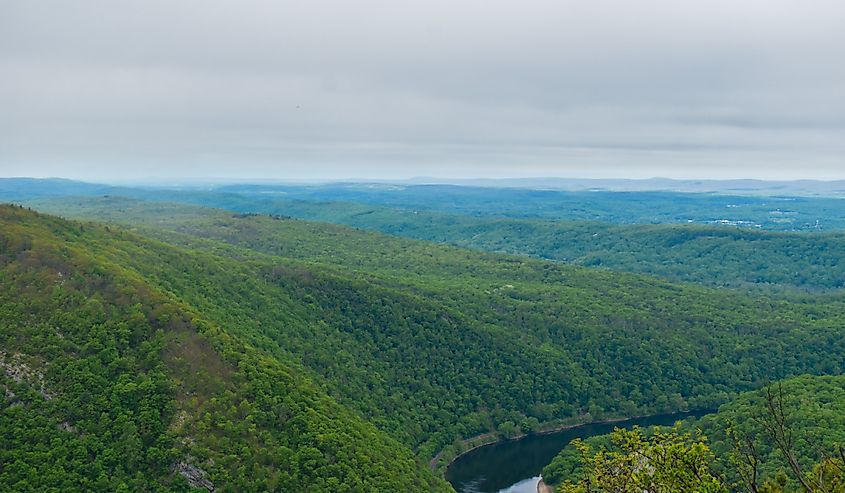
0, 205, 450, 492
175, 197, 845, 292
15, 198, 845, 469
29, 194, 845, 293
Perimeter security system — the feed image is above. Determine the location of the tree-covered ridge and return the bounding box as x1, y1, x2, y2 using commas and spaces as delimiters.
17, 198, 845, 466
0, 205, 450, 492
214, 199, 845, 292
543, 375, 845, 492
30, 195, 845, 293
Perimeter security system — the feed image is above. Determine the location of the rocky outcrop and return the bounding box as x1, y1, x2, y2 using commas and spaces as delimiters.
174, 461, 214, 491
0, 351, 55, 400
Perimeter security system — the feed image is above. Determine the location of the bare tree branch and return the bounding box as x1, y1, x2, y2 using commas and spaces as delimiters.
754, 383, 825, 493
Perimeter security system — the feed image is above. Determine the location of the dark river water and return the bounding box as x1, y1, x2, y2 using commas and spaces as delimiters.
445, 410, 710, 493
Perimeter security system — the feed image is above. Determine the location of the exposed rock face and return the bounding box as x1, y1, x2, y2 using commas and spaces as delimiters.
174, 461, 214, 491
58, 421, 77, 433
0, 351, 55, 400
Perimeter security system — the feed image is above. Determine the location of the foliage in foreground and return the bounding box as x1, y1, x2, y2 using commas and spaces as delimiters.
558, 426, 726, 493
554, 425, 845, 493
546, 377, 845, 493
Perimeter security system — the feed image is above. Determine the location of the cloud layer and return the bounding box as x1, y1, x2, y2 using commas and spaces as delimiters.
1, 0, 844, 180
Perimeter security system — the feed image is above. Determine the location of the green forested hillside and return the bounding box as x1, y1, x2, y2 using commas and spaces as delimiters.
312, 208, 845, 292
14, 198, 845, 470
29, 195, 845, 293
542, 375, 845, 492
200, 198, 845, 292
0, 205, 450, 492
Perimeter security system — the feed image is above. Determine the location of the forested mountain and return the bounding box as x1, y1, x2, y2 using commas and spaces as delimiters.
26, 192, 845, 293
9, 178, 845, 292
542, 374, 845, 492
263, 203, 845, 292
8, 198, 845, 473
0, 205, 450, 492
6, 185, 845, 492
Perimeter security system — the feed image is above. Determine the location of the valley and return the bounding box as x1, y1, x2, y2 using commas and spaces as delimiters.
3, 180, 845, 492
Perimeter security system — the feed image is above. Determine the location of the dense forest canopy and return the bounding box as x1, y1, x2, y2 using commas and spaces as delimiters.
28, 195, 845, 293
3, 179, 845, 492
0, 205, 450, 492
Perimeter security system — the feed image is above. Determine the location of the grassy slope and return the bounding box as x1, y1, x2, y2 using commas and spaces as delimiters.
19, 197, 845, 467
0, 205, 450, 492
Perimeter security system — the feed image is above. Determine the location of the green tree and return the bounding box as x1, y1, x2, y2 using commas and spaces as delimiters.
559, 425, 727, 493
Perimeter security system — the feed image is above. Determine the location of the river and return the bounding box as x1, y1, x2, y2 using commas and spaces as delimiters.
445, 410, 710, 493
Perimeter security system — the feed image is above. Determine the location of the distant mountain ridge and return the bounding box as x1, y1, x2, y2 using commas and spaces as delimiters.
398, 177, 845, 196
4, 176, 845, 197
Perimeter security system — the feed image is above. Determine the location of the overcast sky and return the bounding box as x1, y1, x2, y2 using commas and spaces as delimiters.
1, 0, 844, 182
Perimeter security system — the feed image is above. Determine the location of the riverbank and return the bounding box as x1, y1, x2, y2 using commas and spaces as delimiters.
438, 409, 712, 473
537, 478, 553, 493
433, 413, 651, 471
444, 409, 714, 493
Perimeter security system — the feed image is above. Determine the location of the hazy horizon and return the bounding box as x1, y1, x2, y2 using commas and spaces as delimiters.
6, 175, 845, 189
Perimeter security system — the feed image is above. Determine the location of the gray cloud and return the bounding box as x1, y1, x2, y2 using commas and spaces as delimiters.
1, 0, 844, 181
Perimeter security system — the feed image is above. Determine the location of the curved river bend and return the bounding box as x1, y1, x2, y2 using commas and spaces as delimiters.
445, 410, 709, 493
